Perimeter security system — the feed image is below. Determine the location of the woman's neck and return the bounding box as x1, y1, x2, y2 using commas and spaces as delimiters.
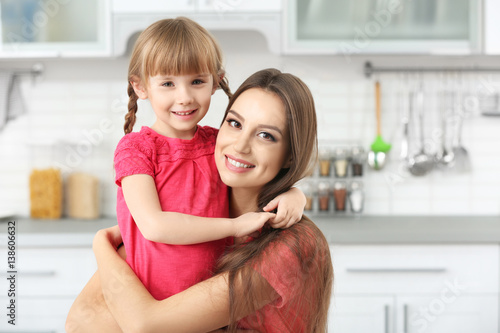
229, 187, 260, 217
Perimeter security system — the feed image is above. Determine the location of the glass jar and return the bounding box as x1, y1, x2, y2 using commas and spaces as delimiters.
318, 181, 330, 212
318, 147, 332, 177
348, 181, 365, 214
300, 180, 314, 211
333, 147, 349, 178
333, 181, 347, 212
351, 146, 365, 177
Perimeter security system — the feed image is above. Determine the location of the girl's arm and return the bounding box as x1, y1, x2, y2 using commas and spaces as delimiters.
263, 187, 306, 229
94, 226, 277, 333
122, 174, 274, 244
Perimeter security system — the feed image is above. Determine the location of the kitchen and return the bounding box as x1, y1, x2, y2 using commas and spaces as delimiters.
0, 0, 499, 332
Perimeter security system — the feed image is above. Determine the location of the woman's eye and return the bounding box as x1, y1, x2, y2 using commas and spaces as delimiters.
162, 81, 174, 87
226, 119, 241, 129
258, 132, 276, 142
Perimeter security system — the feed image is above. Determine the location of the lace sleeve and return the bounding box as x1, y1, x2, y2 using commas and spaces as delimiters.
114, 134, 155, 186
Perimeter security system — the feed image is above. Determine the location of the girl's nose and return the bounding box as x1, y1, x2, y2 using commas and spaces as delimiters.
176, 86, 194, 105
233, 133, 251, 155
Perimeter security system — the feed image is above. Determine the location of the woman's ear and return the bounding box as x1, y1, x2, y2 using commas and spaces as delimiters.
283, 156, 292, 169
130, 75, 148, 100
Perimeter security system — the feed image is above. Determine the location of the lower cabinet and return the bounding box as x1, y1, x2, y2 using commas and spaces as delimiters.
328, 244, 500, 333
0, 247, 96, 332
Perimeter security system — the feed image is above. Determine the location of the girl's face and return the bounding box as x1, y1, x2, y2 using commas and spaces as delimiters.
215, 88, 290, 192
132, 73, 217, 139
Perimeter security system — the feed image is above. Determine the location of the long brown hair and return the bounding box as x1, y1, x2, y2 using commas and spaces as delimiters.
216, 69, 333, 332
124, 17, 232, 134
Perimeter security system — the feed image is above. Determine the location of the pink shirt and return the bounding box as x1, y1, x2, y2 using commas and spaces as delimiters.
114, 126, 229, 300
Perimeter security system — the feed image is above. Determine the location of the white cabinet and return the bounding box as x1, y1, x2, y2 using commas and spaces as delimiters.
0, 247, 96, 332
0, 0, 111, 58
284, 0, 482, 55
329, 245, 499, 333
112, 0, 283, 56
484, 0, 500, 54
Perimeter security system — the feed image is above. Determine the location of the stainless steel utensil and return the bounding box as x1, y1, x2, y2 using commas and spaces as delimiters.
408, 84, 434, 176
452, 75, 471, 173
437, 80, 455, 169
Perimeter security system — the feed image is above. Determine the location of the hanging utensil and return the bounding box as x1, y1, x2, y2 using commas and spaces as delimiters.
368, 81, 392, 170
451, 74, 471, 173
408, 80, 434, 176
437, 73, 455, 169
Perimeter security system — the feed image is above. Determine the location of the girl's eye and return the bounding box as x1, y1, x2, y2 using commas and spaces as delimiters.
258, 132, 276, 142
192, 79, 205, 85
162, 81, 174, 87
226, 119, 241, 129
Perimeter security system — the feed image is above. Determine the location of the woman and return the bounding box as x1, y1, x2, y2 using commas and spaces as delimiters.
66, 68, 333, 332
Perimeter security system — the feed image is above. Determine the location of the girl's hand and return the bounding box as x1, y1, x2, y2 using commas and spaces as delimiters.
263, 187, 305, 229
232, 212, 275, 238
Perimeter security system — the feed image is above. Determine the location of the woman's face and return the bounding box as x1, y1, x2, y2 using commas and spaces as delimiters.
215, 88, 290, 192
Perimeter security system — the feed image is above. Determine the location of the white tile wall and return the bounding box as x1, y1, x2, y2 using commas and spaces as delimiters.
0, 34, 499, 217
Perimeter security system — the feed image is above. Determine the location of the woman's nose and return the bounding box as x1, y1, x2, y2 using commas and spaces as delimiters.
233, 133, 251, 154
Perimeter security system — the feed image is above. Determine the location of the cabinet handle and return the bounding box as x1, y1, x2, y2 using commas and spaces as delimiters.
384, 304, 390, 333
404, 304, 409, 333
346, 267, 447, 273
1, 271, 56, 277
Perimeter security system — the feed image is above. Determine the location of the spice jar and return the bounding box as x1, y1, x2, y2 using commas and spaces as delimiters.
300, 181, 314, 211
348, 181, 364, 214
333, 181, 347, 212
351, 146, 365, 177
318, 148, 332, 177
333, 148, 349, 178
318, 181, 330, 212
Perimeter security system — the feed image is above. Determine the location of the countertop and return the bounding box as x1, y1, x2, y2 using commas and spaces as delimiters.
0, 215, 499, 247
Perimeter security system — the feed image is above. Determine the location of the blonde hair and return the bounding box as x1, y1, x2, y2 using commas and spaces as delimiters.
216, 69, 332, 332
124, 17, 231, 134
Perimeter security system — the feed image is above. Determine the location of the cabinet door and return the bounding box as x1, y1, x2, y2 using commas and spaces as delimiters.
329, 295, 394, 333
0, 0, 111, 57
284, 0, 481, 54
112, 0, 195, 13
197, 0, 282, 13
397, 295, 498, 333
0, 297, 73, 333
484, 0, 500, 54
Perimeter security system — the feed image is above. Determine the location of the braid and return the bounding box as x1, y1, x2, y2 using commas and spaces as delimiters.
124, 82, 139, 134
219, 76, 232, 99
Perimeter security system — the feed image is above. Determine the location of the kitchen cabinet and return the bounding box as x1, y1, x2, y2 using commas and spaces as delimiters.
328, 244, 499, 333
0, 0, 111, 58
284, 0, 481, 55
0, 246, 96, 332
112, 0, 282, 56
484, 0, 500, 54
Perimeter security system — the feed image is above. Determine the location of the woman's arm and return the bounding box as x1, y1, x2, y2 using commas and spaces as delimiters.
94, 226, 277, 333
122, 175, 274, 244
65, 246, 127, 333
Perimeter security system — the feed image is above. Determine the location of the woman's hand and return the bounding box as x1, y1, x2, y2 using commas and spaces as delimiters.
93, 226, 123, 253
263, 187, 305, 229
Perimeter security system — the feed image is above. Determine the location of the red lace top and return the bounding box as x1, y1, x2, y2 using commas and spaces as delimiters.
114, 126, 230, 300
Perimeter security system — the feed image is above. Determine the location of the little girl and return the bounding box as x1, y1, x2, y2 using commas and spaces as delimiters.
114, 17, 305, 300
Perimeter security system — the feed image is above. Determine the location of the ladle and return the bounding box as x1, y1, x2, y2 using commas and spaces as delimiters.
408, 84, 434, 176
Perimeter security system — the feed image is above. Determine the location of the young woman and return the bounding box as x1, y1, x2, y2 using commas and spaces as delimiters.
67, 68, 333, 332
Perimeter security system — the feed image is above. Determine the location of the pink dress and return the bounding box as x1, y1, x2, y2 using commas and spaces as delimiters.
114, 126, 229, 300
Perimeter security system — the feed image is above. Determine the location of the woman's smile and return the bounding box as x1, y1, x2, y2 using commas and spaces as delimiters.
215, 88, 289, 191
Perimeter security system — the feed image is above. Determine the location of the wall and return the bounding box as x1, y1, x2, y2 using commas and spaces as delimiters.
0, 30, 499, 218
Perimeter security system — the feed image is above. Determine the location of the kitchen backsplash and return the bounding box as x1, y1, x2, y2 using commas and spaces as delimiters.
0, 31, 499, 217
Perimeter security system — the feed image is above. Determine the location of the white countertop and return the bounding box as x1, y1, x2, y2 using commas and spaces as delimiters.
0, 215, 499, 247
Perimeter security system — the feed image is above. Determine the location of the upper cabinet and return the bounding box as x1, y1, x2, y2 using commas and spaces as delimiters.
111, 0, 283, 56
484, 0, 500, 54
0, 0, 111, 58
284, 0, 482, 55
